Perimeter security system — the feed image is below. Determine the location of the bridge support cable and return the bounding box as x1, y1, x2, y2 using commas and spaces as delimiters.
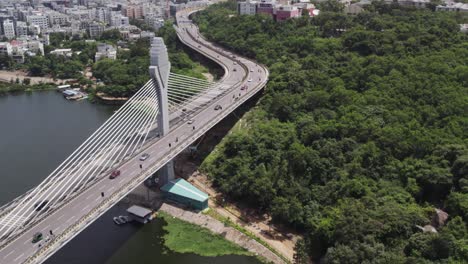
167, 85, 221, 102
2, 85, 158, 238
167, 81, 220, 94
167, 88, 220, 101
167, 83, 214, 94
25, 84, 160, 222
167, 94, 213, 111
169, 72, 213, 86
168, 75, 214, 90
167, 91, 218, 109
0, 82, 156, 237
68, 86, 160, 197
0, 81, 160, 240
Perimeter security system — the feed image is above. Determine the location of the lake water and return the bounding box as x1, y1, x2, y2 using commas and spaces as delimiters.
0, 91, 260, 264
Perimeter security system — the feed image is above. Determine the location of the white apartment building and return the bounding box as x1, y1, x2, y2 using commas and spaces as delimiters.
0, 42, 13, 56
27, 15, 49, 30
47, 11, 69, 26
110, 13, 129, 27
95, 43, 116, 61
3, 19, 15, 39
238, 1, 258, 15
436, 2, 468, 12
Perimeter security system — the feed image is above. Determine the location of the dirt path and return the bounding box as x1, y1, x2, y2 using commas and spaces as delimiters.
159, 203, 286, 264
0, 70, 71, 85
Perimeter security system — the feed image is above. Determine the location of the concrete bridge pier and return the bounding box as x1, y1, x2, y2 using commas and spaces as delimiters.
149, 37, 175, 186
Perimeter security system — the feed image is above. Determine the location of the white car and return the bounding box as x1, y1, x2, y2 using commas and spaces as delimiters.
248, 79, 252, 82
139, 153, 150, 161
187, 119, 194, 124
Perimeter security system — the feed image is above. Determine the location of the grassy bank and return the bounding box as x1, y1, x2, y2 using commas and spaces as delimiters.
0, 83, 56, 96
159, 211, 250, 257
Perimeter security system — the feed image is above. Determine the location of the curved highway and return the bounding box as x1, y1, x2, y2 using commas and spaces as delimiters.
0, 7, 268, 264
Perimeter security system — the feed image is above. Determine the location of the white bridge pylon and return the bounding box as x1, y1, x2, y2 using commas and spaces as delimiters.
0, 37, 220, 244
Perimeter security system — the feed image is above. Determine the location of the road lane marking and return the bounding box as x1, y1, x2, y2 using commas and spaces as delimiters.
86, 193, 95, 200
81, 205, 90, 213
66, 216, 74, 223
56, 215, 65, 221
42, 225, 50, 233
13, 253, 24, 262
3, 250, 15, 259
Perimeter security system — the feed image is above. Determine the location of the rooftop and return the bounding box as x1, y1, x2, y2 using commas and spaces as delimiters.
127, 205, 152, 217
161, 178, 209, 202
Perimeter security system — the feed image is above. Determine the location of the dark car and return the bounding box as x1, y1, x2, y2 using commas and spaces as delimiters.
32, 232, 43, 243
109, 170, 121, 179
34, 200, 49, 212
214, 105, 222, 110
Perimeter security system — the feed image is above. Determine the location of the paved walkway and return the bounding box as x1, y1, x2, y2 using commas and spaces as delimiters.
159, 203, 286, 264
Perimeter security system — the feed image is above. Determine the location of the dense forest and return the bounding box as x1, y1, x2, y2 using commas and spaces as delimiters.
195, 1, 468, 263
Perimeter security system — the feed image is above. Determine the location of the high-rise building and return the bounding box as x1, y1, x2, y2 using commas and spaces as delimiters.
3, 19, 15, 39
238, 1, 258, 15
88, 22, 104, 38
27, 15, 49, 30
15, 21, 28, 37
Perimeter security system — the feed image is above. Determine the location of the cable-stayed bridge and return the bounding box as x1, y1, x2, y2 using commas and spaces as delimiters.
0, 7, 268, 264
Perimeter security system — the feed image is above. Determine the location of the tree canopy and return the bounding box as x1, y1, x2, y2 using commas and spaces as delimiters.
195, 1, 468, 262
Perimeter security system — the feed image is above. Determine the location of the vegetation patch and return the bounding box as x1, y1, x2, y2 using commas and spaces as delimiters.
159, 211, 250, 257
195, 1, 468, 263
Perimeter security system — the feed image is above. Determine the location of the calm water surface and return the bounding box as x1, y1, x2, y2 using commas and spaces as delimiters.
0, 91, 260, 264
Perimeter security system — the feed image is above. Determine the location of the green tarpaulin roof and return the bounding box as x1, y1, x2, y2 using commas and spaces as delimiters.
161, 178, 208, 202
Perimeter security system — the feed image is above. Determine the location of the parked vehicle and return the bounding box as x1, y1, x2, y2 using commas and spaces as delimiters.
139, 153, 150, 161
113, 217, 124, 225
32, 232, 43, 243
119, 215, 130, 223
109, 170, 121, 179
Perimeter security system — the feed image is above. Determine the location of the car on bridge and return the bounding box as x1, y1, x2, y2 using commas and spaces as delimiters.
139, 153, 150, 161
32, 232, 43, 243
187, 119, 194, 124
109, 170, 121, 179
214, 105, 222, 110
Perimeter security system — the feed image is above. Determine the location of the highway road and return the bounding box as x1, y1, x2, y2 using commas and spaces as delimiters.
0, 6, 268, 264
